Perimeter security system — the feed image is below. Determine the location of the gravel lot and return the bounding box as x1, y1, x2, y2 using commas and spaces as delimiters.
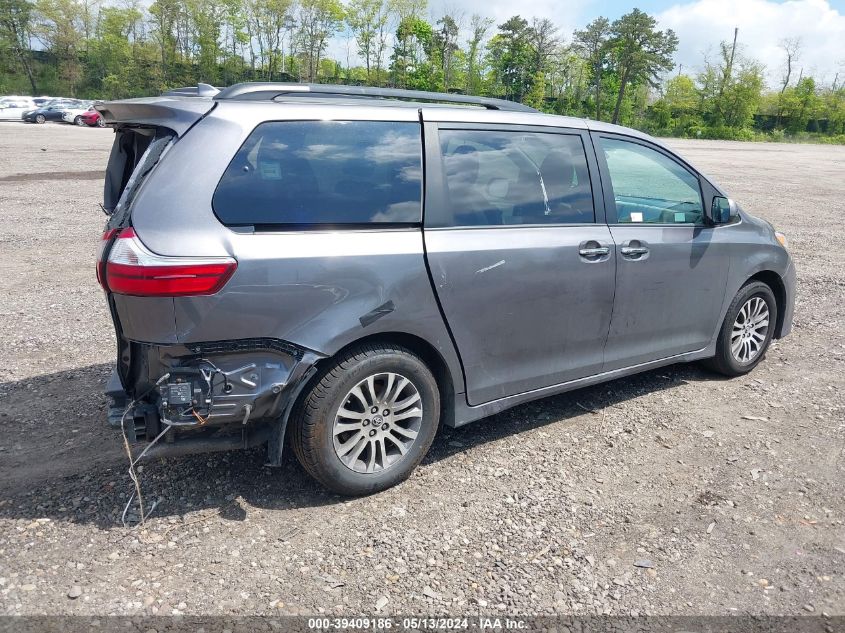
0, 122, 843, 618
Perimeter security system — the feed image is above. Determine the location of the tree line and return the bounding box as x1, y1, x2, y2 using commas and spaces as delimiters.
1, 0, 844, 142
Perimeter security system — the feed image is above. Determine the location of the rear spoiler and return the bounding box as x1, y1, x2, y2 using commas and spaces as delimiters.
95, 96, 215, 137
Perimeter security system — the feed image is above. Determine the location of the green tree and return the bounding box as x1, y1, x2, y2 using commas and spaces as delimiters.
87, 6, 136, 97
664, 73, 697, 113
573, 16, 610, 120
245, 0, 295, 81
608, 8, 677, 125
464, 13, 492, 94
780, 77, 819, 133
296, 0, 343, 82
390, 15, 438, 90
33, 0, 84, 94
148, 0, 180, 86
221, 0, 249, 83
0, 0, 39, 92
487, 15, 533, 101
432, 13, 458, 89
185, 0, 226, 84
698, 42, 764, 130
523, 69, 546, 110
820, 85, 845, 135
546, 47, 587, 114
346, 0, 388, 81
527, 17, 558, 78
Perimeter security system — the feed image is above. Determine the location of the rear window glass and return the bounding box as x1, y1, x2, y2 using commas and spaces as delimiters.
213, 121, 422, 226
438, 130, 594, 227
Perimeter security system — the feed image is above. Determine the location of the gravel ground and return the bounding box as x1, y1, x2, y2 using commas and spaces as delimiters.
0, 122, 843, 618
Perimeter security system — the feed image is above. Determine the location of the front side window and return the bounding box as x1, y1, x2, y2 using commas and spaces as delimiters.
599, 137, 704, 224
438, 130, 595, 227
213, 121, 422, 226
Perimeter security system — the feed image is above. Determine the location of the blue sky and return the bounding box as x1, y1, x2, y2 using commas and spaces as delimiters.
384, 0, 845, 85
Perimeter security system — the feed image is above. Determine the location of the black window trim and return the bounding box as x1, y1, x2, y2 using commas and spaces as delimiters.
424, 123, 605, 229
211, 118, 425, 229
592, 132, 708, 227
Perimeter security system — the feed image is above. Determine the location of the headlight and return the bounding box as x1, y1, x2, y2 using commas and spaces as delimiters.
775, 231, 788, 249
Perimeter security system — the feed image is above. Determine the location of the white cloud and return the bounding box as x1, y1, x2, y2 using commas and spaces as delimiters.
657, 0, 845, 87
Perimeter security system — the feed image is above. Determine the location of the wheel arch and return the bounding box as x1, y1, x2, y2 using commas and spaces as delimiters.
748, 270, 787, 339
315, 332, 458, 428
275, 330, 458, 465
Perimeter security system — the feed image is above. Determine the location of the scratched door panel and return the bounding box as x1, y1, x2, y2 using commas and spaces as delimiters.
424, 226, 615, 405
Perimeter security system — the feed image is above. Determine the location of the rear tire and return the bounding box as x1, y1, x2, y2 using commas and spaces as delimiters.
96, 118, 105, 128
703, 281, 777, 377
292, 343, 440, 496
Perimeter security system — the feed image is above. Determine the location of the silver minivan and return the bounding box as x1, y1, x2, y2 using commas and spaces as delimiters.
96, 83, 795, 495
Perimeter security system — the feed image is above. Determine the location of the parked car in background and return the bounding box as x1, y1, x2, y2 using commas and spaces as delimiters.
61, 103, 95, 125
32, 97, 54, 107
95, 83, 795, 496
23, 100, 82, 123
80, 109, 105, 127
0, 97, 35, 120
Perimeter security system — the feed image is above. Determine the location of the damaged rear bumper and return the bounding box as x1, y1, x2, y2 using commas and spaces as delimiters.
105, 338, 322, 463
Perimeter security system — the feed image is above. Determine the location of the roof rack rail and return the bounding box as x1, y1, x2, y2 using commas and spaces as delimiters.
212, 82, 537, 113
163, 83, 220, 98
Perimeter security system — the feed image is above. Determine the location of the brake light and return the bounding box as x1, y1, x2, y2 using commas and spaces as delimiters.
104, 228, 237, 297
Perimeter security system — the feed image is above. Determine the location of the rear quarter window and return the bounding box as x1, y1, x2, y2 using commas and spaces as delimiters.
213, 120, 422, 227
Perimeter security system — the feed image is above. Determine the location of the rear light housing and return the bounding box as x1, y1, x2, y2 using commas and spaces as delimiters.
96, 227, 119, 289
103, 228, 237, 297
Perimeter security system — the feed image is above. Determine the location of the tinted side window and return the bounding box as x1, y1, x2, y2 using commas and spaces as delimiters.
213, 121, 422, 226
438, 130, 594, 227
599, 137, 704, 224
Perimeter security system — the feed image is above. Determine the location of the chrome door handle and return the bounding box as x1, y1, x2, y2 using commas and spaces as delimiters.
579, 246, 610, 257
621, 246, 649, 256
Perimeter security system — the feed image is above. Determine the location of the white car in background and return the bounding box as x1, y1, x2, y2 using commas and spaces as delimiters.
0, 96, 35, 120
61, 103, 95, 125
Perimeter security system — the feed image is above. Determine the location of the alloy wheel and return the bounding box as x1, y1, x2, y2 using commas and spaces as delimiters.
332, 372, 423, 474
731, 296, 770, 363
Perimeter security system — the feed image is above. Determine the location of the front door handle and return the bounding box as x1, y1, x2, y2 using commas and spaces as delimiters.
621, 246, 649, 256
579, 246, 610, 257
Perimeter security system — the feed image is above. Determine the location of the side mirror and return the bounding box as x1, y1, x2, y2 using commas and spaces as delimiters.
710, 196, 739, 225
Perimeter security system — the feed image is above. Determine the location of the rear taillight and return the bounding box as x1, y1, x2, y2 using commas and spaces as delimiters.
104, 227, 237, 297
97, 228, 119, 290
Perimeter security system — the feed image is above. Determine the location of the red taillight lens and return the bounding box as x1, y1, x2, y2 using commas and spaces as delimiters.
104, 228, 237, 297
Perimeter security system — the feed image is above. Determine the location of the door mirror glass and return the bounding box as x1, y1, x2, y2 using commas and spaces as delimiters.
710, 196, 738, 224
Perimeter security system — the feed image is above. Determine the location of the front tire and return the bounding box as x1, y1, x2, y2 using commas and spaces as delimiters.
74, 115, 84, 126
35, 114, 45, 124
704, 281, 777, 377
292, 344, 440, 496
